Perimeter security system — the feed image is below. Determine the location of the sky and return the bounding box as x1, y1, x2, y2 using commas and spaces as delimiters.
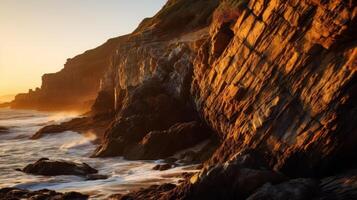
0, 0, 166, 100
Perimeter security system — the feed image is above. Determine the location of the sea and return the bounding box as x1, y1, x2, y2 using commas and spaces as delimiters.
0, 108, 197, 199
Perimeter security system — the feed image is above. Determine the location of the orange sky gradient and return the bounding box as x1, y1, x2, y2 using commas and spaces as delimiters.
0, 0, 166, 101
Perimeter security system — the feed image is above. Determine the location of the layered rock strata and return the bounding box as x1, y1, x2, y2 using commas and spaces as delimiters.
102, 0, 356, 198
16, 0, 357, 198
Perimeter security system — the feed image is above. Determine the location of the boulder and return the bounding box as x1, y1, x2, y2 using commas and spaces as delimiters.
153, 164, 175, 171
22, 158, 97, 176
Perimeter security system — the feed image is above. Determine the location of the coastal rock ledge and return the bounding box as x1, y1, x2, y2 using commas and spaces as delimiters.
9, 0, 357, 199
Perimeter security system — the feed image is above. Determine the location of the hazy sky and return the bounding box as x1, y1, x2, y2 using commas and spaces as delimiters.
0, 0, 166, 98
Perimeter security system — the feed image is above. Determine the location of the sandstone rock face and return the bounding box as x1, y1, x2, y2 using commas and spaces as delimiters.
192, 0, 357, 177
98, 0, 356, 198
95, 0, 356, 176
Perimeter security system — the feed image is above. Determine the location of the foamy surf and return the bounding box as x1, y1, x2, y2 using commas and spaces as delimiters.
0, 108, 196, 199
60, 132, 97, 151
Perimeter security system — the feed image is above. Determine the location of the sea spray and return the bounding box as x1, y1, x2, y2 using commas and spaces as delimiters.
0, 108, 197, 199
60, 131, 97, 150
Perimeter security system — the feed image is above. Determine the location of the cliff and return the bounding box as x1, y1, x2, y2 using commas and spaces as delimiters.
10, 36, 125, 111
25, 0, 357, 199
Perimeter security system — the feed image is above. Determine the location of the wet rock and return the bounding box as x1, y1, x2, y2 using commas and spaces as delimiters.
85, 174, 109, 181
22, 158, 98, 176
62, 192, 89, 200
109, 183, 176, 200
0, 187, 88, 200
170, 150, 286, 199
32, 116, 111, 140
190, 166, 287, 199
32, 124, 69, 139
164, 157, 178, 164
153, 163, 175, 171
179, 150, 197, 163
127, 121, 213, 160
247, 178, 320, 200
319, 171, 357, 199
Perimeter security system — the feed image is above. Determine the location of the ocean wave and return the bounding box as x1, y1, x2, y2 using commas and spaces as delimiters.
60, 132, 97, 150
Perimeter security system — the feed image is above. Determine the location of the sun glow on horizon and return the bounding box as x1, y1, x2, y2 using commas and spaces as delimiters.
0, 0, 166, 97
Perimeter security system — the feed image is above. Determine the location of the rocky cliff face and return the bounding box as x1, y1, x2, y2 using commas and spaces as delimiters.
194, 0, 356, 177
94, 0, 356, 198
20, 0, 357, 199
95, 0, 356, 170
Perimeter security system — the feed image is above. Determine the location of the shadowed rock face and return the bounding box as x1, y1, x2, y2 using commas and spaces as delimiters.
92, 79, 214, 159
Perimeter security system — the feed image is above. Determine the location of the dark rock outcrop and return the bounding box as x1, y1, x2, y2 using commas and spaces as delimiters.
85, 174, 109, 181
247, 178, 320, 200
32, 115, 111, 140
125, 121, 213, 160
153, 163, 176, 171
22, 158, 97, 176
92, 79, 213, 159
0, 187, 88, 200
318, 171, 357, 199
